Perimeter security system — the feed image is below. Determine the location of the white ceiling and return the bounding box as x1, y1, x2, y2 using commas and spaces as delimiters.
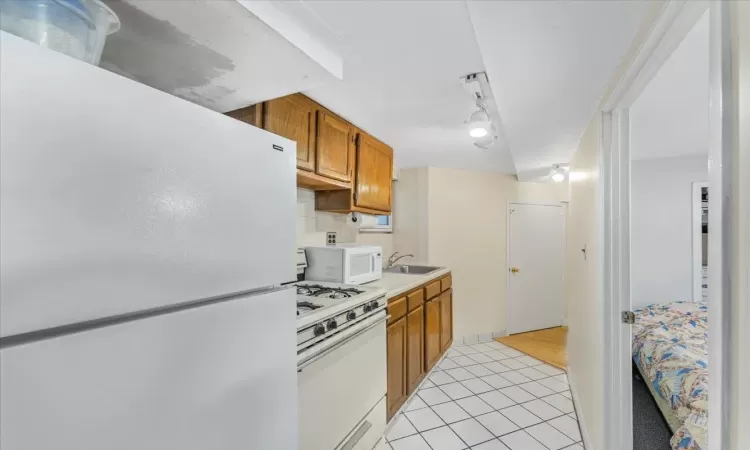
100, 1, 654, 176
467, 0, 651, 175
303, 0, 651, 176
302, 1, 517, 173
100, 0, 342, 112
630, 11, 709, 161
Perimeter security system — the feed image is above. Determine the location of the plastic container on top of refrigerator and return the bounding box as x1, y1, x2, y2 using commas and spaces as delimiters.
0, 0, 119, 65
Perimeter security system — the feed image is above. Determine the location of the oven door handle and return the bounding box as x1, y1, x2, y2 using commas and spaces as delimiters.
298, 313, 388, 372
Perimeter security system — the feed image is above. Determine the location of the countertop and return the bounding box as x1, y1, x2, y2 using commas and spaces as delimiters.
363, 266, 451, 299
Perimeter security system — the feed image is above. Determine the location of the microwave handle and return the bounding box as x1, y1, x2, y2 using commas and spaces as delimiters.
372, 253, 382, 271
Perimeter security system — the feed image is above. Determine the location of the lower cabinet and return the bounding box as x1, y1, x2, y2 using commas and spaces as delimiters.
440, 289, 453, 352
406, 305, 425, 394
386, 317, 407, 420
424, 296, 442, 372
385, 273, 452, 421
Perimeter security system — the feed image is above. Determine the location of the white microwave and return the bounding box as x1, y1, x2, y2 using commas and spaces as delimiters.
304, 244, 382, 285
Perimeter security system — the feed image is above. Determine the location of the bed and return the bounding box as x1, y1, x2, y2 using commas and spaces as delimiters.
632, 302, 708, 450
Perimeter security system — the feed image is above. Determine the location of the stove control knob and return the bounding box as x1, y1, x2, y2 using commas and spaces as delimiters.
347, 311, 356, 321
327, 319, 338, 330
370, 300, 380, 310
314, 324, 326, 336
363, 303, 372, 313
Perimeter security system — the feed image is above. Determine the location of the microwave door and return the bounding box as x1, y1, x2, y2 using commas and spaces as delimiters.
347, 252, 380, 285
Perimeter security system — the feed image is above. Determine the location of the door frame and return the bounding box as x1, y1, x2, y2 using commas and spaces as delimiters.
692, 181, 709, 303
599, 1, 734, 450
506, 201, 566, 335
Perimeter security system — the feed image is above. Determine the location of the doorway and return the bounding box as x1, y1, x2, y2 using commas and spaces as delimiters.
506, 202, 565, 336
692, 182, 709, 303
599, 2, 736, 450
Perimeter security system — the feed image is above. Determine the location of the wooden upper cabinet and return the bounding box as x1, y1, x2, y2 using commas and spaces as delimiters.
316, 110, 353, 182
225, 104, 262, 128
226, 93, 393, 205
355, 133, 393, 211
263, 94, 317, 172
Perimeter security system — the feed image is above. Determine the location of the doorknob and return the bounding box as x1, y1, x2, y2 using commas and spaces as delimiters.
510, 267, 520, 273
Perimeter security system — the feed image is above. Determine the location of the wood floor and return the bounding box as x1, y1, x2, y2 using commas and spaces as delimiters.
496, 326, 568, 370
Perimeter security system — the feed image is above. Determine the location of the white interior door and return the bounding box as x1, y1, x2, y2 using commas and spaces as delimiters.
507, 203, 565, 335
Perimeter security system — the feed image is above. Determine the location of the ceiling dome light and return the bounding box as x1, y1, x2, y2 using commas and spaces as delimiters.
550, 164, 565, 182
468, 107, 491, 138
474, 123, 498, 149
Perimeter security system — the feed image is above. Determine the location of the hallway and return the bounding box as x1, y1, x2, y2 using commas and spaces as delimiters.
382, 341, 582, 450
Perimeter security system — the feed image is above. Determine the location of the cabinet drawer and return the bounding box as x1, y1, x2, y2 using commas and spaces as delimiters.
441, 274, 452, 292
425, 280, 441, 300
407, 289, 424, 311
387, 297, 407, 324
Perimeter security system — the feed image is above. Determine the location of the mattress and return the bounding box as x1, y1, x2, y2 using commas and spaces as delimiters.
632, 302, 708, 450
634, 359, 683, 432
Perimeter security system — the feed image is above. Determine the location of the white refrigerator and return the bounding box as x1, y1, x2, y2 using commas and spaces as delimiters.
0, 32, 298, 450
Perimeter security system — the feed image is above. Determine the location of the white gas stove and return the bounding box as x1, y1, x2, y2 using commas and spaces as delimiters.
295, 280, 388, 450
295, 281, 386, 352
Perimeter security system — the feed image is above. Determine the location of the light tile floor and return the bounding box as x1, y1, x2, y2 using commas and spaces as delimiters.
380, 342, 585, 450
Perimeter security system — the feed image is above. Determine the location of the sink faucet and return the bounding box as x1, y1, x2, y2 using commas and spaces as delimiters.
387, 252, 414, 268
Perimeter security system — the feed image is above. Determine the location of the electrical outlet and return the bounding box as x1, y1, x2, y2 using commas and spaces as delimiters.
326, 232, 337, 245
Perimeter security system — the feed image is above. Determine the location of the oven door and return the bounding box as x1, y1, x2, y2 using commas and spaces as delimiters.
298, 311, 387, 450
344, 249, 382, 285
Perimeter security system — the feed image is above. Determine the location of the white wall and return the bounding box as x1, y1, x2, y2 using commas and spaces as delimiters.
630, 155, 707, 308
628, 11, 709, 160
562, 4, 666, 449
565, 118, 603, 450
393, 168, 429, 262
395, 167, 569, 343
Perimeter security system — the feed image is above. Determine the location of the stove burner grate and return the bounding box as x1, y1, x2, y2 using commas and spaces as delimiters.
296, 300, 323, 316
297, 283, 366, 299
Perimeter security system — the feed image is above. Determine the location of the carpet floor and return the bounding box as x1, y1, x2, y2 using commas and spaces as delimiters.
632, 364, 673, 450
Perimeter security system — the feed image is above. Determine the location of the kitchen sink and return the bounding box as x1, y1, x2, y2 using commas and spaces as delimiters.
384, 264, 440, 275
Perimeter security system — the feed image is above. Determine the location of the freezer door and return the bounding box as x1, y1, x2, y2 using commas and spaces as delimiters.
0, 288, 297, 450
0, 34, 296, 337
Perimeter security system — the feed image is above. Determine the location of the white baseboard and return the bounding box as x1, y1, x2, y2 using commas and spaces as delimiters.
567, 368, 594, 450
458, 331, 506, 344
478, 333, 494, 343
562, 317, 569, 327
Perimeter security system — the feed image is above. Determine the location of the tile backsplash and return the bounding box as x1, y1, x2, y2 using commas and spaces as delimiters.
296, 188, 394, 264
297, 189, 357, 246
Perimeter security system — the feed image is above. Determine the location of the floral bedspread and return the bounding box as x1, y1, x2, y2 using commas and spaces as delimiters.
632, 302, 708, 450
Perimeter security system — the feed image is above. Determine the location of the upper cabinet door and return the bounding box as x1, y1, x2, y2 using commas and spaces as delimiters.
355, 133, 393, 212
225, 104, 262, 128
316, 111, 353, 182
264, 94, 316, 172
